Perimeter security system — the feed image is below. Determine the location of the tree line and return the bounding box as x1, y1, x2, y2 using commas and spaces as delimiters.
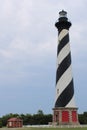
78, 112, 87, 124
0, 110, 52, 127
0, 110, 87, 127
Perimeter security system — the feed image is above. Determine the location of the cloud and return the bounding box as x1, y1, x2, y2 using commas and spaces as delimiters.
0, 0, 87, 115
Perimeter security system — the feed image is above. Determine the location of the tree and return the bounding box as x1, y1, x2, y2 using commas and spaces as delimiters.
0, 118, 2, 128
1, 113, 19, 126
37, 110, 44, 115
78, 112, 87, 124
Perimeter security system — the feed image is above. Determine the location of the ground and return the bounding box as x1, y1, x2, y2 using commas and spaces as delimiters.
1, 126, 87, 130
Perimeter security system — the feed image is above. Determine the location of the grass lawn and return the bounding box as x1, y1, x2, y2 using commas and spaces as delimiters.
25, 127, 87, 130
27, 127, 87, 130
1, 127, 87, 130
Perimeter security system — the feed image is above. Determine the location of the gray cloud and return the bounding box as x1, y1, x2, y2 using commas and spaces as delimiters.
0, 0, 87, 115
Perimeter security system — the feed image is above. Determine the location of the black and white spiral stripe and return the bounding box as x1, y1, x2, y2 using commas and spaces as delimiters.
55, 29, 76, 108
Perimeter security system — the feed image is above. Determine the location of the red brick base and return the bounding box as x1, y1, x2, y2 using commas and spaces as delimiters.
53, 107, 79, 125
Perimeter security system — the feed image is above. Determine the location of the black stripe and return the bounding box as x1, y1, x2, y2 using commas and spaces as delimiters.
55, 21, 71, 34
57, 33, 69, 56
55, 79, 74, 107
56, 52, 71, 84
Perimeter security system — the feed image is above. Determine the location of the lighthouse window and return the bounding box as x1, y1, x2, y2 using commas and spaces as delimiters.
57, 89, 59, 94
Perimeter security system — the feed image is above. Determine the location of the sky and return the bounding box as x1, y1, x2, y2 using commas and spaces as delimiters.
0, 0, 87, 117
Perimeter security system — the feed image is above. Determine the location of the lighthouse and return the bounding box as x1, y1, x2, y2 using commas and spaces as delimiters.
53, 10, 79, 125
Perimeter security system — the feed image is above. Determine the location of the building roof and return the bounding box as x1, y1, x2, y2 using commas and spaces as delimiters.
8, 117, 22, 122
